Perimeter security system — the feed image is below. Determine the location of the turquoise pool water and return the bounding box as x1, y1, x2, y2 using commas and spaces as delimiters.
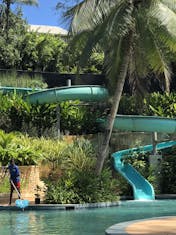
0, 200, 176, 235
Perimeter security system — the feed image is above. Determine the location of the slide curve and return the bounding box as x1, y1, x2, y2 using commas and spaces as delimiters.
99, 115, 176, 199
1, 85, 176, 200
113, 141, 176, 200
25, 85, 109, 104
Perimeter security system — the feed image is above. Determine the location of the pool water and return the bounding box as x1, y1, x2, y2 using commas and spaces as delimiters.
0, 200, 176, 235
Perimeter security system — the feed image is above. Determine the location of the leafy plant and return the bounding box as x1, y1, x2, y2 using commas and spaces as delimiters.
160, 147, 176, 193
34, 185, 42, 198
0, 131, 43, 166
144, 92, 176, 117
44, 139, 119, 204
0, 72, 47, 88
39, 138, 68, 170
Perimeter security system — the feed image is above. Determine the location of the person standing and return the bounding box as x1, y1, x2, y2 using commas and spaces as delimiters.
8, 159, 21, 205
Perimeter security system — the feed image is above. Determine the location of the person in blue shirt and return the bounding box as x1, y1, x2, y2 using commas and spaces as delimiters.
8, 159, 21, 205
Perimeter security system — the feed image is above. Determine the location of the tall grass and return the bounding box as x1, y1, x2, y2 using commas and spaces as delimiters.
0, 72, 48, 88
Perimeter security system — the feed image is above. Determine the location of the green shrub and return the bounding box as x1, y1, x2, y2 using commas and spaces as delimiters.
44, 139, 119, 204
0, 130, 43, 166
160, 147, 176, 193
44, 168, 119, 204
0, 72, 47, 88
143, 92, 176, 117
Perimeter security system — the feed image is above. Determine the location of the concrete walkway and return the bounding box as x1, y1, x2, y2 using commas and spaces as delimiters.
106, 216, 176, 235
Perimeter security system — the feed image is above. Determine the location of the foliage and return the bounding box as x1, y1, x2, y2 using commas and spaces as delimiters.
62, 45, 104, 74
44, 138, 119, 204
34, 185, 42, 198
0, 6, 27, 67
143, 92, 176, 117
60, 101, 101, 134
0, 92, 102, 136
124, 152, 150, 178
0, 5, 103, 74
38, 138, 68, 170
118, 92, 176, 118
160, 147, 176, 194
0, 72, 47, 88
0, 93, 32, 132
82, 52, 104, 74
28, 104, 57, 137
1, 0, 37, 40
0, 130, 42, 166
119, 95, 144, 115
19, 32, 68, 72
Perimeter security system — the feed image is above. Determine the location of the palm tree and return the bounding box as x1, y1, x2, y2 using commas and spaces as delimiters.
64, 0, 176, 174
2, 0, 38, 35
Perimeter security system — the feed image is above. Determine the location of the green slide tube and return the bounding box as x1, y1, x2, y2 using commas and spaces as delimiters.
98, 115, 176, 133
0, 86, 43, 95
25, 85, 109, 104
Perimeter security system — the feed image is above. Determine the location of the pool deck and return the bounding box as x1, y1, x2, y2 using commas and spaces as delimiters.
106, 216, 176, 235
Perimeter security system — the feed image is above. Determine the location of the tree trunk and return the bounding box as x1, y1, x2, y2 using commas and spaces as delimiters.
95, 39, 132, 175
4, 0, 10, 39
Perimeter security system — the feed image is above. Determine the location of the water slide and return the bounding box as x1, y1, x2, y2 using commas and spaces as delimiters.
0, 85, 108, 103
25, 85, 109, 104
1, 85, 176, 200
99, 115, 176, 200
112, 140, 176, 200
0, 86, 43, 95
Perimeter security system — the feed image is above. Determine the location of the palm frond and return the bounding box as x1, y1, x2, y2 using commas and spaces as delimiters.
150, 2, 176, 36
104, 38, 122, 80
69, 0, 124, 34
67, 0, 134, 70
161, 0, 176, 12
141, 28, 171, 90
15, 0, 38, 6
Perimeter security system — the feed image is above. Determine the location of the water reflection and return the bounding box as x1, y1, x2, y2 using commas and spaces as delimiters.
1, 211, 30, 235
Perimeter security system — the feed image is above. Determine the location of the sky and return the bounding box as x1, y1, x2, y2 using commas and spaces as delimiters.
18, 0, 67, 29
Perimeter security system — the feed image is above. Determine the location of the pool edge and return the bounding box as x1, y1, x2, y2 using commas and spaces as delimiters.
0, 201, 120, 211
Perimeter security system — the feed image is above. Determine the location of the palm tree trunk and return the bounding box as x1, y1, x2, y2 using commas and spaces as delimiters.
95, 38, 132, 175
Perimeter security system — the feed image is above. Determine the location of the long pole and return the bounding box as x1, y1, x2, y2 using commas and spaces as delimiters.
11, 180, 21, 198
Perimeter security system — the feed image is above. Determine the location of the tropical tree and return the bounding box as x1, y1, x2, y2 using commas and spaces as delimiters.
1, 0, 38, 36
63, 0, 176, 174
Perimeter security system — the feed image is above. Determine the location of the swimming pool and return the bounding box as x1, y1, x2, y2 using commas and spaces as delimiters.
0, 200, 176, 235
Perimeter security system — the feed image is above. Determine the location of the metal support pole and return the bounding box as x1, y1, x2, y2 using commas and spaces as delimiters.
152, 132, 158, 155
56, 79, 71, 138
67, 79, 71, 87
